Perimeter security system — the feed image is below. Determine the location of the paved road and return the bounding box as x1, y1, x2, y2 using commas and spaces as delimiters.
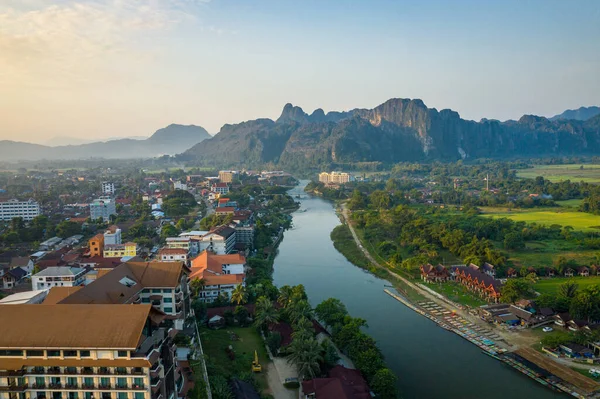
266, 363, 297, 399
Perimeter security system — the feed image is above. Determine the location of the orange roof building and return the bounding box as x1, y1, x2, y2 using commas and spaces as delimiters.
190, 250, 246, 303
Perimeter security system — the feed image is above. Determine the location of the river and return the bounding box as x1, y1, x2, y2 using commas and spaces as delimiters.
273, 182, 565, 399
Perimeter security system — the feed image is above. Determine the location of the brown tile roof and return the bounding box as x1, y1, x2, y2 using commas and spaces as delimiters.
9, 257, 29, 268
42, 286, 84, 304
158, 248, 188, 256
58, 261, 188, 305
0, 304, 152, 349
203, 273, 244, 286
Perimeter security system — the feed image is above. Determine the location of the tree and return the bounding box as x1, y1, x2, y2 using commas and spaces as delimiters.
315, 298, 348, 330
254, 296, 279, 329
559, 281, 579, 299
266, 332, 282, 354
234, 306, 250, 327
541, 331, 571, 348
353, 348, 384, 381
160, 224, 179, 240
286, 338, 323, 379
370, 190, 391, 210
210, 375, 233, 399
288, 300, 313, 326
56, 220, 81, 238
292, 317, 314, 341
370, 368, 398, 399
189, 278, 206, 298
321, 339, 340, 370
500, 279, 534, 303
277, 285, 294, 309
230, 285, 248, 306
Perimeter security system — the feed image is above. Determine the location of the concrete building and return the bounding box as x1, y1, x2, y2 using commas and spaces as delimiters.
0, 290, 48, 305
218, 171, 235, 183
104, 226, 122, 245
101, 182, 116, 195
32, 266, 86, 291
157, 248, 188, 263
190, 251, 245, 303
90, 197, 116, 222
0, 304, 182, 399
0, 199, 40, 221
172, 181, 187, 191
103, 243, 137, 258
39, 237, 63, 251
318, 171, 352, 184
195, 226, 236, 255
89, 234, 105, 257
210, 183, 229, 195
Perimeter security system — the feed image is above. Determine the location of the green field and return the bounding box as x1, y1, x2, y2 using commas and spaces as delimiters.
200, 327, 271, 393
555, 199, 584, 208
534, 277, 600, 295
424, 282, 487, 307
481, 208, 600, 232
516, 164, 600, 184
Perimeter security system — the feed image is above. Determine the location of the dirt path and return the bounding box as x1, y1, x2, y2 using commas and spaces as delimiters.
265, 363, 297, 399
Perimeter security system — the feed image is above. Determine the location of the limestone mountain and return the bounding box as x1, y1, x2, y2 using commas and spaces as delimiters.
550, 106, 600, 121
181, 98, 600, 169
0, 124, 210, 161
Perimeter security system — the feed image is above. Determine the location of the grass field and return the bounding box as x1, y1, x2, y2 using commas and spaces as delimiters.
424, 282, 487, 307
534, 277, 600, 295
516, 164, 600, 184
200, 326, 270, 393
556, 199, 584, 208
481, 207, 600, 232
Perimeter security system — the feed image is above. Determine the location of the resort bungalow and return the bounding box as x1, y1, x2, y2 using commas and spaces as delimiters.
452, 265, 502, 303
547, 268, 557, 277
564, 268, 575, 277
567, 319, 589, 332
507, 268, 518, 278
420, 264, 450, 282
481, 262, 496, 277
578, 266, 590, 277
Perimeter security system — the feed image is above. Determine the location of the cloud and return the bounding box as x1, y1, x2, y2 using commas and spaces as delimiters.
0, 0, 209, 87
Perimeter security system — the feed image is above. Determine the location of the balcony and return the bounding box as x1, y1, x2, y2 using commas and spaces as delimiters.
82, 383, 95, 390
98, 368, 112, 375
48, 382, 63, 389
47, 367, 61, 375
0, 384, 26, 392
0, 370, 25, 377
115, 385, 129, 390
82, 368, 94, 375
115, 368, 128, 375
131, 384, 145, 391
131, 368, 145, 376
98, 383, 112, 389
65, 383, 79, 389
32, 383, 46, 389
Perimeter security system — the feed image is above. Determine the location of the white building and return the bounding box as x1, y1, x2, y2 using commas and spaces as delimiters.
173, 181, 188, 190
104, 226, 122, 245
181, 226, 236, 255
0, 290, 48, 305
210, 182, 230, 195
0, 199, 40, 221
32, 266, 86, 291
101, 181, 115, 195
158, 248, 189, 263
190, 251, 246, 303
89, 197, 116, 222
318, 171, 353, 184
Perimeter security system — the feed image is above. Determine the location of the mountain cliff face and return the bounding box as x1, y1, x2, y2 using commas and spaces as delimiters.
182, 99, 600, 169
0, 124, 210, 161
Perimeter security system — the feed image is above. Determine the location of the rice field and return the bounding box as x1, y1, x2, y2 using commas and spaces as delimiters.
481, 207, 600, 232
516, 164, 600, 184
534, 277, 600, 295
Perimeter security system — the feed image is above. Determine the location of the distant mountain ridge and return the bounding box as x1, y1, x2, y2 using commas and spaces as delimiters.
181, 99, 600, 169
0, 124, 211, 161
551, 106, 600, 121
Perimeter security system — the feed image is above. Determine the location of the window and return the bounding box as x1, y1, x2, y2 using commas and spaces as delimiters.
118, 394, 128, 399
162, 289, 172, 293
135, 393, 144, 399
116, 378, 127, 388
133, 378, 143, 388
0, 350, 23, 356
141, 298, 150, 303
117, 351, 128, 358
151, 289, 161, 293
164, 307, 173, 313
27, 350, 44, 357
163, 298, 172, 303
80, 351, 91, 357
47, 350, 60, 357
63, 350, 77, 357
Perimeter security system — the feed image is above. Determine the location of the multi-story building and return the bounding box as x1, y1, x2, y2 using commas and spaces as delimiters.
32, 266, 87, 291
58, 261, 191, 327
0, 304, 182, 399
318, 171, 352, 184
104, 226, 122, 246
233, 225, 254, 245
101, 182, 115, 195
89, 234, 105, 257
103, 243, 137, 259
157, 249, 188, 263
190, 251, 245, 303
90, 198, 116, 222
218, 171, 235, 183
0, 199, 40, 221
164, 237, 193, 253
195, 226, 236, 255
172, 182, 187, 191
210, 183, 229, 195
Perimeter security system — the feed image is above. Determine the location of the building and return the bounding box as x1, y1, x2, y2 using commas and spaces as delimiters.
218, 171, 235, 183
301, 365, 370, 399
58, 261, 191, 325
420, 264, 450, 282
89, 234, 105, 257
39, 237, 63, 251
210, 183, 229, 195
157, 248, 188, 263
0, 290, 48, 305
0, 304, 182, 399
190, 250, 246, 303
101, 182, 115, 195
0, 199, 40, 221
452, 264, 503, 303
90, 197, 117, 222
215, 207, 235, 216
32, 266, 86, 291
318, 171, 352, 185
172, 181, 187, 191
104, 226, 122, 245
234, 225, 254, 245
1, 268, 27, 289
103, 243, 137, 258
165, 237, 194, 252
196, 226, 236, 255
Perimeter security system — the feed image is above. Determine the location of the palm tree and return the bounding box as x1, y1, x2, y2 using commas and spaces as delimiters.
291, 317, 314, 341
286, 338, 323, 379
289, 300, 313, 326
254, 296, 279, 329
189, 278, 206, 298
230, 285, 248, 306
277, 285, 293, 309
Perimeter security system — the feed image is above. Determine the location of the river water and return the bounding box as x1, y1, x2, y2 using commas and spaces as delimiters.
273, 182, 565, 399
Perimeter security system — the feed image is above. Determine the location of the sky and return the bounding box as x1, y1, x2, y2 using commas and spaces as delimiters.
1, 0, 599, 144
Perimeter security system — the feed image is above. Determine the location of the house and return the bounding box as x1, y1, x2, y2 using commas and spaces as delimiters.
451, 265, 503, 303
481, 262, 496, 277
1, 267, 27, 289
302, 366, 370, 399
104, 225, 122, 245
567, 319, 589, 332
88, 233, 104, 257
578, 266, 590, 277
190, 250, 246, 303
559, 343, 594, 358
554, 312, 572, 327
158, 248, 189, 263
215, 206, 236, 216
211, 182, 229, 195
547, 268, 557, 277
32, 266, 86, 291
507, 268, 518, 278
564, 268, 575, 277
420, 264, 450, 282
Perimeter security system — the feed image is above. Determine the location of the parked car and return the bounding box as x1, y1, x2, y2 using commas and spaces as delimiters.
542, 327, 554, 332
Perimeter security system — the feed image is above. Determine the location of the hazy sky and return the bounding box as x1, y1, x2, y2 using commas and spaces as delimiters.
1, 0, 599, 144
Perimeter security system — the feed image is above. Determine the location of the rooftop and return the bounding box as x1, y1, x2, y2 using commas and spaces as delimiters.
34, 266, 84, 277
